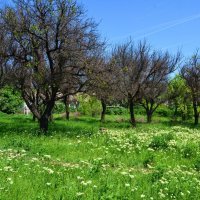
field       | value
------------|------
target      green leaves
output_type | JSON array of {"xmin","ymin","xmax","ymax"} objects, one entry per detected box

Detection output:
[{"xmin": 0, "ymin": 86, "xmax": 23, "ymax": 114}]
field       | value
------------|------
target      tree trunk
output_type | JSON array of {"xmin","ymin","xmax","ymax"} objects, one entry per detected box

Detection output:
[
  {"xmin": 32, "ymin": 115, "xmax": 36, "ymax": 121},
  {"xmin": 147, "ymin": 111, "xmax": 152, "ymax": 123},
  {"xmin": 100, "ymin": 100, "xmax": 106, "ymax": 122},
  {"xmin": 64, "ymin": 96, "xmax": 70, "ymax": 121},
  {"xmin": 174, "ymin": 105, "xmax": 178, "ymax": 121},
  {"xmin": 39, "ymin": 115, "xmax": 49, "ymax": 132},
  {"xmin": 194, "ymin": 114, "xmax": 199, "ymax": 125},
  {"xmin": 49, "ymin": 113, "xmax": 53, "ymax": 122},
  {"xmin": 193, "ymin": 100, "xmax": 199, "ymax": 125},
  {"xmin": 129, "ymin": 98, "xmax": 136, "ymax": 127}
]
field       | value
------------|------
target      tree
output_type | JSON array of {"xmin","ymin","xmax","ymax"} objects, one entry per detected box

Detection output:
[
  {"xmin": 0, "ymin": 0, "xmax": 103, "ymax": 132},
  {"xmin": 181, "ymin": 51, "xmax": 200, "ymax": 125},
  {"xmin": 140, "ymin": 51, "xmax": 180, "ymax": 123},
  {"xmin": 168, "ymin": 75, "xmax": 192, "ymax": 121},
  {"xmin": 111, "ymin": 40, "xmax": 151, "ymax": 126},
  {"xmin": 0, "ymin": 24, "xmax": 10, "ymax": 88},
  {"xmin": 86, "ymin": 57, "xmax": 119, "ymax": 122}
]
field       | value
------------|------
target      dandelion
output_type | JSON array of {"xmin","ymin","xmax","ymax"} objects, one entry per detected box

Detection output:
[
  {"xmin": 87, "ymin": 180, "xmax": 92, "ymax": 184},
  {"xmin": 7, "ymin": 177, "xmax": 13, "ymax": 184},
  {"xmin": 31, "ymin": 157, "xmax": 39, "ymax": 162},
  {"xmin": 43, "ymin": 167, "xmax": 54, "ymax": 174},
  {"xmin": 159, "ymin": 192, "xmax": 165, "ymax": 198},
  {"xmin": 77, "ymin": 176, "xmax": 83, "ymax": 180},
  {"xmin": 129, "ymin": 175, "xmax": 134, "ymax": 179},
  {"xmin": 187, "ymin": 190, "xmax": 190, "ymax": 194},
  {"xmin": 44, "ymin": 155, "xmax": 51, "ymax": 159},
  {"xmin": 121, "ymin": 171, "xmax": 128, "ymax": 175},
  {"xmin": 180, "ymin": 192, "xmax": 184, "ymax": 196},
  {"xmin": 4, "ymin": 166, "xmax": 13, "ymax": 172},
  {"xmin": 80, "ymin": 181, "xmax": 87, "ymax": 186},
  {"xmin": 125, "ymin": 183, "xmax": 130, "ymax": 187},
  {"xmin": 77, "ymin": 192, "xmax": 84, "ymax": 197}
]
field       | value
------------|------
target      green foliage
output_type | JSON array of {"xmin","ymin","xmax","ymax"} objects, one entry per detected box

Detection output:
[
  {"xmin": 0, "ymin": 114, "xmax": 200, "ymax": 199},
  {"xmin": 134, "ymin": 104, "xmax": 146, "ymax": 115},
  {"xmin": 151, "ymin": 167, "xmax": 164, "ymax": 182},
  {"xmin": 143, "ymin": 153, "xmax": 154, "ymax": 168},
  {"xmin": 168, "ymin": 75, "xmax": 193, "ymax": 120},
  {"xmin": 0, "ymin": 86, "xmax": 23, "ymax": 114},
  {"xmin": 149, "ymin": 133, "xmax": 174, "ymax": 150},
  {"xmin": 106, "ymin": 106, "xmax": 128, "ymax": 115},
  {"xmin": 155, "ymin": 104, "xmax": 172, "ymax": 117},
  {"xmin": 53, "ymin": 102, "xmax": 65, "ymax": 114},
  {"xmin": 194, "ymin": 157, "xmax": 200, "ymax": 171},
  {"xmin": 77, "ymin": 94, "xmax": 101, "ymax": 117},
  {"xmin": 181, "ymin": 143, "xmax": 197, "ymax": 159}
]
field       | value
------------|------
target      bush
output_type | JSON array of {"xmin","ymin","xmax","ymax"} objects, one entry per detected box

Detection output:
[
  {"xmin": 134, "ymin": 104, "xmax": 146, "ymax": 115},
  {"xmin": 143, "ymin": 153, "xmax": 154, "ymax": 168},
  {"xmin": 156, "ymin": 105, "xmax": 172, "ymax": 117},
  {"xmin": 77, "ymin": 94, "xmax": 101, "ymax": 117},
  {"xmin": 151, "ymin": 167, "xmax": 165, "ymax": 182},
  {"xmin": 53, "ymin": 102, "xmax": 65, "ymax": 114},
  {"xmin": 0, "ymin": 86, "xmax": 23, "ymax": 114},
  {"xmin": 149, "ymin": 133, "xmax": 174, "ymax": 150},
  {"xmin": 106, "ymin": 106, "xmax": 128, "ymax": 115},
  {"xmin": 181, "ymin": 144, "xmax": 197, "ymax": 159},
  {"xmin": 194, "ymin": 157, "xmax": 200, "ymax": 171}
]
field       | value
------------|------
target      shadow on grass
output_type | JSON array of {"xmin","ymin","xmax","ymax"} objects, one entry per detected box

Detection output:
[{"xmin": 0, "ymin": 113, "xmax": 199, "ymax": 138}]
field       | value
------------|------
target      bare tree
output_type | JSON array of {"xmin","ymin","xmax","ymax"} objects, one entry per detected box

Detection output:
[
  {"xmin": 86, "ymin": 57, "xmax": 119, "ymax": 122},
  {"xmin": 140, "ymin": 51, "xmax": 180, "ymax": 123},
  {"xmin": 0, "ymin": 0, "xmax": 103, "ymax": 132},
  {"xmin": 0, "ymin": 26, "xmax": 10, "ymax": 87},
  {"xmin": 111, "ymin": 40, "xmax": 151, "ymax": 126},
  {"xmin": 181, "ymin": 51, "xmax": 200, "ymax": 125}
]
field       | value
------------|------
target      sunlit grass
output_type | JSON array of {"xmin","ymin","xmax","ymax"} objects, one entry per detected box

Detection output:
[{"xmin": 0, "ymin": 112, "xmax": 200, "ymax": 199}]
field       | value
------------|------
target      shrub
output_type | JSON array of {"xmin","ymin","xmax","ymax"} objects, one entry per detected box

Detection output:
[
  {"xmin": 77, "ymin": 94, "xmax": 101, "ymax": 117},
  {"xmin": 151, "ymin": 167, "xmax": 165, "ymax": 182},
  {"xmin": 194, "ymin": 157, "xmax": 200, "ymax": 171},
  {"xmin": 156, "ymin": 105, "xmax": 172, "ymax": 117},
  {"xmin": 106, "ymin": 106, "xmax": 128, "ymax": 115},
  {"xmin": 53, "ymin": 102, "xmax": 65, "ymax": 114},
  {"xmin": 149, "ymin": 133, "xmax": 174, "ymax": 150},
  {"xmin": 0, "ymin": 86, "xmax": 23, "ymax": 114},
  {"xmin": 181, "ymin": 144, "xmax": 197, "ymax": 159},
  {"xmin": 143, "ymin": 153, "xmax": 154, "ymax": 168},
  {"xmin": 134, "ymin": 104, "xmax": 146, "ymax": 115}
]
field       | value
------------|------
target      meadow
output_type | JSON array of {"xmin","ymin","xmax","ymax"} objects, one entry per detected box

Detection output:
[{"xmin": 0, "ymin": 112, "xmax": 200, "ymax": 200}]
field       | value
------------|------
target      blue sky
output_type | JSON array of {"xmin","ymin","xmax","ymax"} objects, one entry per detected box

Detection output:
[
  {"xmin": 79, "ymin": 0, "xmax": 200, "ymax": 57},
  {"xmin": 1, "ymin": 0, "xmax": 200, "ymax": 57}
]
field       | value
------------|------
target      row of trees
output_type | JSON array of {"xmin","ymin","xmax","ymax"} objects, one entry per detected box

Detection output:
[{"xmin": 0, "ymin": 0, "xmax": 199, "ymax": 132}]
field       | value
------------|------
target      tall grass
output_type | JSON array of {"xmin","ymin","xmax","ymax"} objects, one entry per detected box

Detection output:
[{"xmin": 0, "ymin": 113, "xmax": 200, "ymax": 199}]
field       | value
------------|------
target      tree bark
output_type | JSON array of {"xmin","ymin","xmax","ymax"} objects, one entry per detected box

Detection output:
[
  {"xmin": 32, "ymin": 115, "xmax": 36, "ymax": 122},
  {"xmin": 129, "ymin": 97, "xmax": 136, "ymax": 127},
  {"xmin": 49, "ymin": 113, "xmax": 53, "ymax": 122},
  {"xmin": 174, "ymin": 105, "xmax": 178, "ymax": 121},
  {"xmin": 39, "ymin": 115, "xmax": 49, "ymax": 132},
  {"xmin": 64, "ymin": 96, "xmax": 70, "ymax": 121},
  {"xmin": 100, "ymin": 100, "xmax": 106, "ymax": 122},
  {"xmin": 193, "ymin": 100, "xmax": 199, "ymax": 125},
  {"xmin": 147, "ymin": 111, "xmax": 152, "ymax": 123}
]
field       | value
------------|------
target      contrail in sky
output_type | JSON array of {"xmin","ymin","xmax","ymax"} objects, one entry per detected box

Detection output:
[
  {"xmin": 112, "ymin": 14, "xmax": 200, "ymax": 41},
  {"xmin": 134, "ymin": 14, "xmax": 200, "ymax": 39}
]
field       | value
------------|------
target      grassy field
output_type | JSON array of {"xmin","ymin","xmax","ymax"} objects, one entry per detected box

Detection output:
[{"xmin": 0, "ymin": 113, "xmax": 200, "ymax": 199}]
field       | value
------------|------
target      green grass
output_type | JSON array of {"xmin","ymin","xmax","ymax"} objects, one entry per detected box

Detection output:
[{"xmin": 0, "ymin": 112, "xmax": 200, "ymax": 199}]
